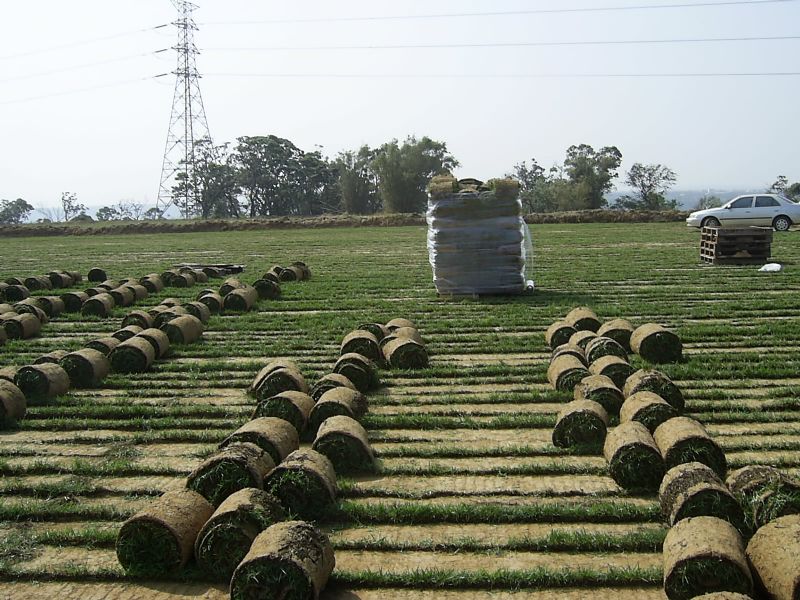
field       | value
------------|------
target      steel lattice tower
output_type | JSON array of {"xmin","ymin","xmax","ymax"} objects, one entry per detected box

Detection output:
[{"xmin": 156, "ymin": 0, "xmax": 211, "ymax": 218}]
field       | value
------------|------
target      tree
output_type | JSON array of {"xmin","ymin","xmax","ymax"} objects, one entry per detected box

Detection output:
[
  {"xmin": 144, "ymin": 207, "xmax": 162, "ymax": 220},
  {"xmin": 0, "ymin": 198, "xmax": 34, "ymax": 225},
  {"xmin": 770, "ymin": 175, "xmax": 800, "ymax": 201},
  {"xmin": 615, "ymin": 163, "xmax": 678, "ymax": 210},
  {"xmin": 511, "ymin": 159, "xmax": 555, "ymax": 213},
  {"xmin": 173, "ymin": 139, "xmax": 242, "ymax": 219},
  {"xmin": 787, "ymin": 182, "xmax": 800, "ymax": 201},
  {"xmin": 96, "ymin": 206, "xmax": 120, "ymax": 221},
  {"xmin": 563, "ymin": 144, "xmax": 622, "ymax": 209},
  {"xmin": 61, "ymin": 192, "xmax": 87, "ymax": 222},
  {"xmin": 695, "ymin": 195, "xmax": 722, "ymax": 210},
  {"xmin": 336, "ymin": 146, "xmax": 380, "ymax": 214}
]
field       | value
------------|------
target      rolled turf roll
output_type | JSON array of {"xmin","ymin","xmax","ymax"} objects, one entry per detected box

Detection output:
[
  {"xmin": 267, "ymin": 265, "xmax": 284, "ymax": 279},
  {"xmin": 313, "ymin": 415, "xmax": 375, "ymax": 473},
  {"xmin": 746, "ymin": 513, "xmax": 800, "ymax": 600},
  {"xmin": 161, "ymin": 315, "xmax": 204, "ymax": 345},
  {"xmin": 308, "ymin": 388, "xmax": 367, "ymax": 438},
  {"xmin": 220, "ymin": 417, "xmax": 300, "ymax": 466},
  {"xmin": 0, "ymin": 282, "xmax": 6, "ymax": 298},
  {"xmin": 253, "ymin": 391, "xmax": 315, "ymax": 435},
  {"xmin": 386, "ymin": 317, "xmax": 416, "ymax": 331},
  {"xmin": 589, "ymin": 355, "xmax": 635, "ymax": 389},
  {"xmin": 547, "ymin": 355, "xmax": 590, "ymax": 392},
  {"xmin": 14, "ymin": 363, "xmax": 70, "ymax": 400},
  {"xmin": 3, "ymin": 285, "xmax": 30, "ymax": 302},
  {"xmin": 0, "ymin": 327, "xmax": 6, "ymax": 346},
  {"xmin": 333, "ymin": 353, "xmax": 379, "ymax": 393},
  {"xmin": 0, "ymin": 311, "xmax": 17, "ymax": 326},
  {"xmin": 110, "ymin": 337, "xmax": 156, "ymax": 374},
  {"xmin": 0, "ymin": 303, "xmax": 13, "ymax": 315},
  {"xmin": 546, "ymin": 321, "xmax": 577, "ymax": 349},
  {"xmin": 383, "ymin": 337, "xmax": 429, "ymax": 369},
  {"xmin": 160, "ymin": 270, "xmax": 180, "ymax": 285},
  {"xmin": 264, "ymin": 450, "xmax": 337, "ymax": 519},
  {"xmin": 262, "ymin": 271, "xmax": 281, "ymax": 284},
  {"xmin": 565, "ymin": 307, "xmax": 601, "ymax": 332},
  {"xmin": 341, "ymin": 330, "xmax": 382, "ymax": 362},
  {"xmin": 253, "ymin": 279, "xmax": 282, "ymax": 300},
  {"xmin": 194, "ymin": 488, "xmax": 286, "ymax": 581},
  {"xmin": 59, "ymin": 349, "xmax": 110, "ymax": 387},
  {"xmin": 310, "ymin": 374, "xmax": 356, "ymax": 402},
  {"xmin": 690, "ymin": 591, "xmax": 754, "ymax": 600},
  {"xmin": 631, "ymin": 323, "xmax": 683, "ymax": 364},
  {"xmin": 3, "ymin": 313, "xmax": 42, "ymax": 339},
  {"xmin": 597, "ymin": 318, "xmax": 635, "ymax": 351},
  {"xmin": 198, "ymin": 292, "xmax": 224, "ymax": 315},
  {"xmin": 251, "ymin": 367, "xmax": 309, "ymax": 401},
  {"xmin": 122, "ymin": 310, "xmax": 154, "ymax": 330},
  {"xmin": 100, "ymin": 280, "xmax": 120, "ymax": 290},
  {"xmin": 3, "ymin": 277, "xmax": 23, "ymax": 286},
  {"xmin": 109, "ymin": 287, "xmax": 136, "ymax": 308},
  {"xmin": 124, "ymin": 284, "xmax": 149, "ymax": 302},
  {"xmin": 86, "ymin": 337, "xmax": 121, "ymax": 356},
  {"xmin": 154, "ymin": 306, "xmax": 190, "ymax": 329},
  {"xmin": 727, "ymin": 465, "xmax": 800, "ymax": 529},
  {"xmin": 224, "ymin": 286, "xmax": 259, "ymax": 312},
  {"xmin": 184, "ymin": 301, "xmax": 211, "ymax": 324},
  {"xmin": 170, "ymin": 272, "xmax": 196, "ymax": 288},
  {"xmin": 655, "ymin": 417, "xmax": 727, "ymax": 478},
  {"xmin": 291, "ymin": 261, "xmax": 311, "ymax": 280},
  {"xmin": 116, "ymin": 489, "xmax": 213, "ymax": 577},
  {"xmin": 230, "ymin": 520, "xmax": 335, "ymax": 600},
  {"xmin": 279, "ymin": 266, "xmax": 304, "ymax": 282},
  {"xmin": 65, "ymin": 270, "xmax": 82, "ymax": 283},
  {"xmin": 623, "ymin": 369, "xmax": 685, "ymax": 412},
  {"xmin": 60, "ymin": 291, "xmax": 88, "ymax": 313},
  {"xmin": 570, "ymin": 330, "xmax": 598, "ymax": 350},
  {"xmin": 47, "ymin": 271, "xmax": 73, "ymax": 288},
  {"xmin": 660, "ymin": 462, "xmax": 723, "ymax": 518},
  {"xmin": 202, "ymin": 267, "xmax": 224, "ymax": 279},
  {"xmin": 574, "ymin": 374, "xmax": 624, "ymax": 416},
  {"xmin": 160, "ymin": 297, "xmax": 182, "ymax": 308},
  {"xmin": 604, "ymin": 421, "xmax": 665, "ymax": 492},
  {"xmin": 620, "ymin": 391, "xmax": 679, "ymax": 433},
  {"xmin": 87, "ymin": 267, "xmax": 107, "ymax": 282},
  {"xmin": 140, "ymin": 276, "xmax": 164, "ymax": 294},
  {"xmin": 358, "ymin": 322, "xmax": 390, "ymax": 341},
  {"xmin": 112, "ymin": 325, "xmax": 143, "ymax": 342},
  {"xmin": 186, "ymin": 442, "xmax": 275, "ymax": 508},
  {"xmin": 14, "ymin": 300, "xmax": 49, "ymax": 324},
  {"xmin": 663, "ymin": 516, "xmax": 752, "ymax": 600},
  {"xmin": 393, "ymin": 326, "xmax": 424, "ymax": 343},
  {"xmin": 0, "ymin": 367, "xmax": 19, "ymax": 383},
  {"xmin": 191, "ymin": 269, "xmax": 208, "ymax": 284},
  {"xmin": 585, "ymin": 336, "xmax": 628, "ymax": 364},
  {"xmin": 552, "ymin": 399, "xmax": 609, "ymax": 450},
  {"xmin": 552, "ymin": 343, "xmax": 587, "ymax": 366},
  {"xmin": 81, "ymin": 292, "xmax": 116, "ymax": 318},
  {"xmin": 24, "ymin": 275, "xmax": 52, "ymax": 291},
  {"xmin": 727, "ymin": 465, "xmax": 787, "ymax": 496},
  {"xmin": 248, "ymin": 360, "xmax": 303, "ymax": 395},
  {"xmin": 219, "ymin": 278, "xmax": 246, "ymax": 296},
  {"xmin": 0, "ymin": 380, "xmax": 26, "ymax": 422},
  {"xmin": 136, "ymin": 328, "xmax": 171, "ymax": 359},
  {"xmin": 84, "ymin": 286, "xmax": 106, "ymax": 297},
  {"xmin": 659, "ymin": 464, "xmax": 745, "ymax": 531},
  {"xmin": 34, "ymin": 350, "xmax": 69, "ymax": 365},
  {"xmin": 34, "ymin": 296, "xmax": 65, "ymax": 318}
]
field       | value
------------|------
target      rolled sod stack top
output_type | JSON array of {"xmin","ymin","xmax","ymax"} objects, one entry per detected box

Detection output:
[
  {"xmin": 654, "ymin": 417, "xmax": 727, "ymax": 478},
  {"xmin": 0, "ymin": 380, "xmax": 26, "ymax": 422},
  {"xmin": 746, "ymin": 513, "xmax": 800, "ymax": 600},
  {"xmin": 221, "ymin": 417, "xmax": 300, "ymax": 466},
  {"xmin": 14, "ymin": 363, "xmax": 70, "ymax": 401},
  {"xmin": 249, "ymin": 360, "xmax": 309, "ymax": 400},
  {"xmin": 59, "ymin": 349, "xmax": 110, "ymax": 388},
  {"xmin": 264, "ymin": 449, "xmax": 337, "ymax": 520},
  {"xmin": 604, "ymin": 421, "xmax": 665, "ymax": 492},
  {"xmin": 565, "ymin": 307, "xmax": 601, "ymax": 333},
  {"xmin": 623, "ymin": 369, "xmax": 685, "ymax": 412},
  {"xmin": 631, "ymin": 323, "xmax": 683, "ymax": 364}
]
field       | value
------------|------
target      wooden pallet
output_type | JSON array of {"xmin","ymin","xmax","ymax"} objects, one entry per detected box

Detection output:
[{"xmin": 700, "ymin": 226, "xmax": 772, "ymax": 265}]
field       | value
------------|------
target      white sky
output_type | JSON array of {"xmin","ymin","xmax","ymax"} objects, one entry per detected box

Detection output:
[{"xmin": 1, "ymin": 0, "xmax": 798, "ymax": 212}]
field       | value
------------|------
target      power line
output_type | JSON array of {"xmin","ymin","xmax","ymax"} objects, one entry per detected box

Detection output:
[
  {"xmin": 0, "ymin": 76, "xmax": 160, "ymax": 106},
  {"xmin": 205, "ymin": 71, "xmax": 800, "ymax": 79}
]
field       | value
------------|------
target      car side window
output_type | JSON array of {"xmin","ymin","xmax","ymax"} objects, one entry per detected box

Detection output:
[
  {"xmin": 755, "ymin": 196, "xmax": 779, "ymax": 208},
  {"xmin": 730, "ymin": 196, "xmax": 753, "ymax": 209}
]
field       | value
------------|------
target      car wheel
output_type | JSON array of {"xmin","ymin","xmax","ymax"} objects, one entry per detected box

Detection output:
[
  {"xmin": 702, "ymin": 217, "xmax": 721, "ymax": 228},
  {"xmin": 773, "ymin": 216, "xmax": 792, "ymax": 232}
]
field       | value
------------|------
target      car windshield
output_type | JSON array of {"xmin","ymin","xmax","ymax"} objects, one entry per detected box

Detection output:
[{"xmin": 777, "ymin": 195, "xmax": 796, "ymax": 205}]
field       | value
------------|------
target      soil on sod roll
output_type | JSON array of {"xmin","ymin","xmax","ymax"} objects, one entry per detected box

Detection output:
[
  {"xmin": 670, "ymin": 480, "xmax": 746, "ymax": 533},
  {"xmin": 161, "ymin": 315, "xmax": 204, "ymax": 345},
  {"xmin": 334, "ymin": 353, "xmax": 379, "ymax": 393},
  {"xmin": 341, "ymin": 330, "xmax": 382, "ymax": 362},
  {"xmin": 86, "ymin": 337, "xmax": 121, "ymax": 356},
  {"xmin": 570, "ymin": 330, "xmax": 598, "ymax": 350},
  {"xmin": 124, "ymin": 284, "xmax": 149, "ymax": 302},
  {"xmin": 746, "ymin": 513, "xmax": 800, "ymax": 600},
  {"xmin": 14, "ymin": 363, "xmax": 70, "ymax": 401},
  {"xmin": 109, "ymin": 287, "xmax": 136, "ymax": 308},
  {"xmin": 727, "ymin": 465, "xmax": 787, "ymax": 497},
  {"xmin": 565, "ymin": 307, "xmax": 602, "ymax": 332},
  {"xmin": 308, "ymin": 388, "xmax": 366, "ymax": 438},
  {"xmin": 116, "ymin": 489, "xmax": 213, "ymax": 577},
  {"xmin": 186, "ymin": 442, "xmax": 275, "ymax": 507},
  {"xmin": 727, "ymin": 465, "xmax": 800, "ymax": 529},
  {"xmin": 552, "ymin": 343, "xmax": 588, "ymax": 366},
  {"xmin": 253, "ymin": 278, "xmax": 282, "ymax": 300},
  {"xmin": 110, "ymin": 337, "xmax": 157, "ymax": 374},
  {"xmin": 112, "ymin": 325, "xmax": 143, "ymax": 342},
  {"xmin": 81, "ymin": 293, "xmax": 116, "ymax": 318},
  {"xmin": 264, "ymin": 450, "xmax": 337, "ymax": 520},
  {"xmin": 623, "ymin": 369, "xmax": 685, "ymax": 412},
  {"xmin": 249, "ymin": 360, "xmax": 304, "ymax": 393},
  {"xmin": 313, "ymin": 415, "xmax": 375, "ymax": 474},
  {"xmin": 140, "ymin": 276, "xmax": 164, "ymax": 294},
  {"xmin": 195, "ymin": 488, "xmax": 286, "ymax": 582},
  {"xmin": 59, "ymin": 349, "xmax": 110, "ymax": 387},
  {"xmin": 224, "ymin": 286, "xmax": 259, "ymax": 312},
  {"xmin": 663, "ymin": 516, "xmax": 753, "ymax": 600},
  {"xmin": 545, "ymin": 320, "xmax": 578, "ymax": 349},
  {"xmin": 122, "ymin": 310, "xmax": 154, "ymax": 330},
  {"xmin": 551, "ymin": 399, "xmax": 609, "ymax": 450},
  {"xmin": 60, "ymin": 291, "xmax": 88, "ymax": 313},
  {"xmin": 219, "ymin": 278, "xmax": 246, "ymax": 296},
  {"xmin": 547, "ymin": 355, "xmax": 591, "ymax": 392},
  {"xmin": 230, "ymin": 520, "xmax": 335, "ymax": 600},
  {"xmin": 604, "ymin": 421, "xmax": 665, "ymax": 492},
  {"xmin": 631, "ymin": 323, "xmax": 683, "ymax": 364},
  {"xmin": 585, "ymin": 336, "xmax": 628, "ymax": 364},
  {"xmin": 358, "ymin": 322, "xmax": 390, "ymax": 341},
  {"xmin": 393, "ymin": 326, "xmax": 424, "ymax": 344},
  {"xmin": 573, "ymin": 374, "xmax": 624, "ymax": 416},
  {"xmin": 383, "ymin": 337, "xmax": 429, "ymax": 369},
  {"xmin": 0, "ymin": 380, "xmax": 26, "ymax": 422},
  {"xmin": 279, "ymin": 266, "xmax": 304, "ymax": 282},
  {"xmin": 87, "ymin": 267, "xmax": 107, "ymax": 282},
  {"xmin": 252, "ymin": 391, "xmax": 315, "ymax": 435},
  {"xmin": 386, "ymin": 317, "xmax": 416, "ymax": 331},
  {"xmin": 221, "ymin": 417, "xmax": 300, "ymax": 466},
  {"xmin": 154, "ymin": 306, "xmax": 190, "ymax": 329},
  {"xmin": 34, "ymin": 296, "xmax": 65, "ymax": 318},
  {"xmin": 655, "ymin": 417, "xmax": 728, "ymax": 478},
  {"xmin": 184, "ymin": 301, "xmax": 211, "ymax": 324},
  {"xmin": 310, "ymin": 373, "xmax": 357, "ymax": 402},
  {"xmin": 597, "ymin": 318, "xmax": 636, "ymax": 351},
  {"xmin": 659, "ymin": 462, "xmax": 722, "ymax": 518},
  {"xmin": 3, "ymin": 285, "xmax": 30, "ymax": 302},
  {"xmin": 262, "ymin": 272, "xmax": 281, "ymax": 284},
  {"xmin": 136, "ymin": 328, "xmax": 171, "ymax": 359},
  {"xmin": 3, "ymin": 313, "xmax": 42, "ymax": 340},
  {"xmin": 197, "ymin": 292, "xmax": 225, "ymax": 315},
  {"xmin": 0, "ymin": 367, "xmax": 19, "ymax": 383},
  {"xmin": 14, "ymin": 301, "xmax": 49, "ymax": 324},
  {"xmin": 191, "ymin": 269, "xmax": 208, "ymax": 284},
  {"xmin": 620, "ymin": 391, "xmax": 680, "ymax": 433},
  {"xmin": 252, "ymin": 367, "xmax": 309, "ymax": 401},
  {"xmin": 589, "ymin": 355, "xmax": 635, "ymax": 389},
  {"xmin": 34, "ymin": 350, "xmax": 69, "ymax": 365}
]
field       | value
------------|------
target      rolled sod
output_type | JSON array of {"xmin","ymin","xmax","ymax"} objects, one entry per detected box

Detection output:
[
  {"xmin": 547, "ymin": 355, "xmax": 590, "ymax": 392},
  {"xmin": 589, "ymin": 355, "xmax": 636, "ymax": 389},
  {"xmin": 565, "ymin": 307, "xmax": 601, "ymax": 332},
  {"xmin": 3, "ymin": 313, "xmax": 42, "ymax": 339},
  {"xmin": 341, "ymin": 330, "xmax": 382, "ymax": 363},
  {"xmin": 585, "ymin": 336, "xmax": 628, "ymax": 364},
  {"xmin": 660, "ymin": 462, "xmax": 722, "ymax": 518},
  {"xmin": 140, "ymin": 276, "xmax": 164, "ymax": 294},
  {"xmin": 0, "ymin": 311, "xmax": 17, "ymax": 325},
  {"xmin": 249, "ymin": 360, "xmax": 303, "ymax": 394},
  {"xmin": 746, "ymin": 513, "xmax": 800, "ymax": 600},
  {"xmin": 0, "ymin": 367, "xmax": 19, "ymax": 383},
  {"xmin": 3, "ymin": 277, "xmax": 23, "ymax": 286},
  {"xmin": 569, "ymin": 330, "xmax": 598, "ymax": 350},
  {"xmin": 87, "ymin": 267, "xmax": 107, "ymax": 282},
  {"xmin": 604, "ymin": 421, "xmax": 665, "ymax": 492},
  {"xmin": 230, "ymin": 520, "xmax": 335, "ymax": 600},
  {"xmin": 112, "ymin": 325, "xmax": 143, "ymax": 342},
  {"xmin": 221, "ymin": 417, "xmax": 300, "ymax": 466},
  {"xmin": 110, "ymin": 337, "xmax": 157, "ymax": 374},
  {"xmin": 136, "ymin": 328, "xmax": 171, "ymax": 359},
  {"xmin": 81, "ymin": 293, "xmax": 116, "ymax": 318},
  {"xmin": 3, "ymin": 285, "xmax": 30, "ymax": 302},
  {"xmin": 14, "ymin": 363, "xmax": 70, "ymax": 401},
  {"xmin": 219, "ymin": 278, "xmax": 246, "ymax": 296},
  {"xmin": 83, "ymin": 286, "xmax": 106, "ymax": 297},
  {"xmin": 727, "ymin": 465, "xmax": 800, "ymax": 529},
  {"xmin": 358, "ymin": 322, "xmax": 390, "ymax": 341},
  {"xmin": 59, "ymin": 349, "xmax": 110, "ymax": 387},
  {"xmin": 109, "ymin": 286, "xmax": 136, "ymax": 308},
  {"xmin": 393, "ymin": 326, "xmax": 424, "ymax": 343},
  {"xmin": 124, "ymin": 284, "xmax": 149, "ymax": 302},
  {"xmin": 191, "ymin": 269, "xmax": 209, "ymax": 283},
  {"xmin": 334, "ymin": 353, "xmax": 379, "ymax": 393},
  {"xmin": 266, "ymin": 266, "xmax": 284, "ymax": 279},
  {"xmin": 623, "ymin": 369, "xmax": 685, "ymax": 412},
  {"xmin": 47, "ymin": 271, "xmax": 73, "ymax": 288},
  {"xmin": 202, "ymin": 267, "xmax": 224, "ymax": 279},
  {"xmin": 24, "ymin": 275, "xmax": 52, "ymax": 291},
  {"xmin": 0, "ymin": 327, "xmax": 6, "ymax": 346},
  {"xmin": 122, "ymin": 310, "xmax": 154, "ymax": 330},
  {"xmin": 34, "ymin": 296, "xmax": 65, "ymax": 318},
  {"xmin": 620, "ymin": 391, "xmax": 679, "ymax": 433},
  {"xmin": 99, "ymin": 280, "xmax": 120, "ymax": 290},
  {"xmin": 251, "ymin": 367, "xmax": 309, "ymax": 401},
  {"xmin": 60, "ymin": 291, "xmax": 88, "ymax": 313},
  {"xmin": 262, "ymin": 272, "xmax": 281, "ymax": 284},
  {"xmin": 386, "ymin": 317, "xmax": 416, "ymax": 331},
  {"xmin": 194, "ymin": 488, "xmax": 286, "ymax": 581},
  {"xmin": 253, "ymin": 279, "xmax": 282, "ymax": 300},
  {"xmin": 186, "ymin": 442, "xmax": 275, "ymax": 508},
  {"xmin": 552, "ymin": 399, "xmax": 609, "ymax": 450},
  {"xmin": 160, "ymin": 297, "xmax": 182, "ymax": 308},
  {"xmin": 86, "ymin": 337, "xmax": 121, "ymax": 356},
  {"xmin": 631, "ymin": 323, "xmax": 683, "ymax": 364},
  {"xmin": 0, "ymin": 303, "xmax": 13, "ymax": 315},
  {"xmin": 291, "ymin": 261, "xmax": 311, "ymax": 280},
  {"xmin": 727, "ymin": 465, "xmax": 787, "ymax": 497},
  {"xmin": 545, "ymin": 320, "xmax": 577, "ymax": 349},
  {"xmin": 552, "ymin": 343, "xmax": 587, "ymax": 366},
  {"xmin": 671, "ymin": 482, "xmax": 744, "ymax": 533},
  {"xmin": 184, "ymin": 301, "xmax": 211, "ymax": 324},
  {"xmin": 279, "ymin": 266, "xmax": 304, "ymax": 282},
  {"xmin": 34, "ymin": 350, "xmax": 69, "ymax": 365},
  {"xmin": 161, "ymin": 315, "xmax": 204, "ymax": 345},
  {"xmin": 14, "ymin": 301, "xmax": 49, "ymax": 324},
  {"xmin": 160, "ymin": 270, "xmax": 180, "ymax": 285},
  {"xmin": 663, "ymin": 516, "xmax": 752, "ymax": 600},
  {"xmin": 310, "ymin": 373, "xmax": 356, "ymax": 402},
  {"xmin": 65, "ymin": 270, "xmax": 83, "ymax": 283},
  {"xmin": 383, "ymin": 337, "xmax": 429, "ymax": 369},
  {"xmin": 116, "ymin": 489, "xmax": 213, "ymax": 577},
  {"xmin": 264, "ymin": 450, "xmax": 337, "ymax": 520},
  {"xmin": 655, "ymin": 417, "xmax": 727, "ymax": 478},
  {"xmin": 253, "ymin": 391, "xmax": 315, "ymax": 435},
  {"xmin": 154, "ymin": 307, "xmax": 190, "ymax": 329},
  {"xmin": 574, "ymin": 374, "xmax": 624, "ymax": 416},
  {"xmin": 0, "ymin": 380, "xmax": 26, "ymax": 422},
  {"xmin": 198, "ymin": 292, "xmax": 224, "ymax": 315},
  {"xmin": 224, "ymin": 286, "xmax": 259, "ymax": 312},
  {"xmin": 171, "ymin": 272, "xmax": 196, "ymax": 288},
  {"xmin": 312, "ymin": 415, "xmax": 375, "ymax": 474},
  {"xmin": 308, "ymin": 388, "xmax": 367, "ymax": 438},
  {"xmin": 690, "ymin": 593, "xmax": 754, "ymax": 600}
]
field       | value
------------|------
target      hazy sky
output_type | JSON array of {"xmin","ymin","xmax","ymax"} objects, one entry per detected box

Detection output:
[{"xmin": 1, "ymin": 0, "xmax": 798, "ymax": 213}]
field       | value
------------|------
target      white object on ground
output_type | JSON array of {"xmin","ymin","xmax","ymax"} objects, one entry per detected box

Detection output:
[{"xmin": 758, "ymin": 263, "xmax": 783, "ymax": 272}]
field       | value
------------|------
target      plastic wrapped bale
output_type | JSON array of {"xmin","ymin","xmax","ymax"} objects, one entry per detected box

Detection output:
[
  {"xmin": 3, "ymin": 314, "xmax": 41, "ymax": 340},
  {"xmin": 551, "ymin": 400, "xmax": 609, "ymax": 450},
  {"xmin": 0, "ymin": 380, "xmax": 26, "ymax": 423},
  {"xmin": 186, "ymin": 443, "xmax": 275, "ymax": 508},
  {"xmin": 198, "ymin": 292, "xmax": 225, "ymax": 315},
  {"xmin": 87, "ymin": 267, "xmax": 107, "ymax": 282},
  {"xmin": 116, "ymin": 489, "xmax": 213, "ymax": 577},
  {"xmin": 136, "ymin": 328, "xmax": 171, "ymax": 359},
  {"xmin": 279, "ymin": 265, "xmax": 305, "ymax": 282},
  {"xmin": 310, "ymin": 373, "xmax": 357, "ymax": 402},
  {"xmin": 663, "ymin": 516, "xmax": 752, "ymax": 600},
  {"xmin": 250, "ymin": 364, "xmax": 309, "ymax": 401},
  {"xmin": 358, "ymin": 322, "xmax": 390, "ymax": 342},
  {"xmin": 81, "ymin": 292, "xmax": 116, "ymax": 318},
  {"xmin": 230, "ymin": 520, "xmax": 335, "ymax": 600},
  {"xmin": 154, "ymin": 306, "xmax": 190, "ymax": 329},
  {"xmin": 620, "ymin": 391, "xmax": 679, "ymax": 433},
  {"xmin": 184, "ymin": 301, "xmax": 211, "ymax": 324},
  {"xmin": 547, "ymin": 355, "xmax": 590, "ymax": 392},
  {"xmin": 60, "ymin": 291, "xmax": 88, "ymax": 313},
  {"xmin": 112, "ymin": 325, "xmax": 143, "ymax": 342},
  {"xmin": 34, "ymin": 350, "xmax": 69, "ymax": 365},
  {"xmin": 746, "ymin": 513, "xmax": 800, "ymax": 600},
  {"xmin": 585, "ymin": 336, "xmax": 628, "ymax": 364},
  {"xmin": 589, "ymin": 355, "xmax": 635, "ymax": 389},
  {"xmin": 110, "ymin": 337, "xmax": 157, "ymax": 374},
  {"xmin": 604, "ymin": 421, "xmax": 665, "ymax": 492},
  {"xmin": 161, "ymin": 315, "xmax": 204, "ymax": 345},
  {"xmin": 312, "ymin": 415, "xmax": 375, "ymax": 474},
  {"xmin": 308, "ymin": 388, "xmax": 368, "ymax": 438},
  {"xmin": 224, "ymin": 286, "xmax": 258, "ymax": 312},
  {"xmin": 140, "ymin": 276, "xmax": 164, "ymax": 294},
  {"xmin": 3, "ymin": 285, "xmax": 30, "ymax": 302},
  {"xmin": 631, "ymin": 323, "xmax": 683, "ymax": 364},
  {"xmin": 333, "ymin": 353, "xmax": 379, "ymax": 393},
  {"xmin": 599, "ymin": 319, "xmax": 635, "ymax": 350},
  {"xmin": 552, "ymin": 343, "xmax": 588, "ymax": 367},
  {"xmin": 654, "ymin": 417, "xmax": 727, "ymax": 478},
  {"xmin": 221, "ymin": 417, "xmax": 300, "ymax": 466},
  {"xmin": 340, "ymin": 330, "xmax": 382, "ymax": 363},
  {"xmin": 253, "ymin": 279, "xmax": 281, "ymax": 300},
  {"xmin": 569, "ymin": 330, "xmax": 598, "ymax": 350},
  {"xmin": 194, "ymin": 488, "xmax": 285, "ymax": 581},
  {"xmin": 264, "ymin": 450, "xmax": 337, "ymax": 520},
  {"xmin": 86, "ymin": 337, "xmax": 121, "ymax": 356},
  {"xmin": 60, "ymin": 349, "xmax": 110, "ymax": 388},
  {"xmin": 34, "ymin": 296, "xmax": 65, "ymax": 318},
  {"xmin": 545, "ymin": 321, "xmax": 577, "ymax": 350},
  {"xmin": 623, "ymin": 369, "xmax": 685, "ymax": 412},
  {"xmin": 727, "ymin": 465, "xmax": 800, "ymax": 529},
  {"xmin": 122, "ymin": 310, "xmax": 154, "ymax": 330},
  {"xmin": 219, "ymin": 278, "xmax": 246, "ymax": 297},
  {"xmin": 383, "ymin": 337, "xmax": 429, "ymax": 369},
  {"xmin": 253, "ymin": 391, "xmax": 315, "ymax": 435},
  {"xmin": 574, "ymin": 375, "xmax": 624, "ymax": 416},
  {"xmin": 565, "ymin": 307, "xmax": 601, "ymax": 333},
  {"xmin": 14, "ymin": 364, "xmax": 70, "ymax": 401}
]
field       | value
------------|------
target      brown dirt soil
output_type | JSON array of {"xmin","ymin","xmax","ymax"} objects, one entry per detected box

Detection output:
[
  {"xmin": 371, "ymin": 429, "xmax": 554, "ymax": 444},
  {"xmin": 377, "ymin": 455, "xmax": 607, "ymax": 471},
  {"xmin": 370, "ymin": 403, "xmax": 565, "ymax": 416}
]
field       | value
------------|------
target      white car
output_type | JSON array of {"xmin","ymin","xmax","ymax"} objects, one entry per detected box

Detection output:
[{"xmin": 686, "ymin": 194, "xmax": 800, "ymax": 231}]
